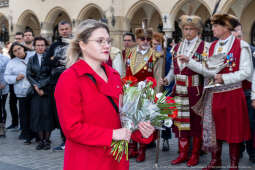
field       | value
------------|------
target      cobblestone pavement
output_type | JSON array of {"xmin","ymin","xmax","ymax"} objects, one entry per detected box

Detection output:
[{"xmin": 0, "ymin": 102, "xmax": 255, "ymax": 170}]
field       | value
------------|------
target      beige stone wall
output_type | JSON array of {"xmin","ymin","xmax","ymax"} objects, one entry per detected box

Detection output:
[{"xmin": 0, "ymin": 0, "xmax": 254, "ymax": 47}]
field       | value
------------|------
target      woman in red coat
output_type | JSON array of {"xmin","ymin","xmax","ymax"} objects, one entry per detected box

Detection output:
[{"xmin": 54, "ymin": 19, "xmax": 154, "ymax": 170}]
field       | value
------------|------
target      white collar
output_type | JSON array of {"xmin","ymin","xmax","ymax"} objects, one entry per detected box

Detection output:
[
  {"xmin": 184, "ymin": 36, "xmax": 198, "ymax": 45},
  {"xmin": 37, "ymin": 53, "xmax": 43, "ymax": 57},
  {"xmin": 218, "ymin": 35, "xmax": 232, "ymax": 44},
  {"xmin": 136, "ymin": 46, "xmax": 149, "ymax": 55}
]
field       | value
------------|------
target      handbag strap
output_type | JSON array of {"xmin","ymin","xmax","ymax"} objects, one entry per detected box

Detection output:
[{"xmin": 85, "ymin": 73, "xmax": 119, "ymax": 114}]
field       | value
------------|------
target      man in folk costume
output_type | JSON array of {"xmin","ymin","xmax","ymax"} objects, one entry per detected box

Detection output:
[
  {"xmin": 124, "ymin": 19, "xmax": 161, "ymax": 162},
  {"xmin": 179, "ymin": 14, "xmax": 252, "ymax": 170},
  {"xmin": 161, "ymin": 15, "xmax": 207, "ymax": 166}
]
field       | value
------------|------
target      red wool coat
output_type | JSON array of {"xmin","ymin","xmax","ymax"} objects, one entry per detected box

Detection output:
[{"xmin": 55, "ymin": 59, "xmax": 129, "ymax": 170}]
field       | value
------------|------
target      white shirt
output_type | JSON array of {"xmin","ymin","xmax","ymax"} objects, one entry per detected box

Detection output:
[
  {"xmin": 182, "ymin": 36, "xmax": 199, "ymax": 56},
  {"xmin": 4, "ymin": 51, "xmax": 34, "ymax": 97},
  {"xmin": 186, "ymin": 35, "xmax": 252, "ymax": 86},
  {"xmin": 213, "ymin": 35, "xmax": 233, "ymax": 55},
  {"xmin": 37, "ymin": 53, "xmax": 43, "ymax": 66},
  {"xmin": 165, "ymin": 36, "xmax": 200, "ymax": 84},
  {"xmin": 137, "ymin": 46, "xmax": 149, "ymax": 56}
]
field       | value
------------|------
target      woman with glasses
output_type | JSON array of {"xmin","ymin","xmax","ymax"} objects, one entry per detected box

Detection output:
[
  {"xmin": 54, "ymin": 19, "xmax": 154, "ymax": 170},
  {"xmin": 4, "ymin": 42, "xmax": 35, "ymax": 144},
  {"xmin": 27, "ymin": 37, "xmax": 55, "ymax": 150}
]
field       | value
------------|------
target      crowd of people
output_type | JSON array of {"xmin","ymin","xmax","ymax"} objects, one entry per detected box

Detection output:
[
  {"xmin": 0, "ymin": 13, "xmax": 255, "ymax": 170},
  {"xmin": 0, "ymin": 21, "xmax": 73, "ymax": 151}
]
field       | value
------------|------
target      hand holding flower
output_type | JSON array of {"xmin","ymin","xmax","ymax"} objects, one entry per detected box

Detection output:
[
  {"xmin": 138, "ymin": 121, "xmax": 155, "ymax": 139},
  {"xmin": 112, "ymin": 128, "xmax": 131, "ymax": 141}
]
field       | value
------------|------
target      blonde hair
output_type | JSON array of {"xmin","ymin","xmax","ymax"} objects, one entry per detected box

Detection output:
[{"xmin": 66, "ymin": 19, "xmax": 109, "ymax": 68}]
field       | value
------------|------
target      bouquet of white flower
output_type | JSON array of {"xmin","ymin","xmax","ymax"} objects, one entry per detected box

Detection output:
[{"xmin": 111, "ymin": 76, "xmax": 178, "ymax": 162}]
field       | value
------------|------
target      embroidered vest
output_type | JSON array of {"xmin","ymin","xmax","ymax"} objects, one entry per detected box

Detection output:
[
  {"xmin": 209, "ymin": 38, "xmax": 241, "ymax": 73},
  {"xmin": 172, "ymin": 40, "xmax": 205, "ymax": 131},
  {"xmin": 209, "ymin": 38, "xmax": 252, "ymax": 90},
  {"xmin": 125, "ymin": 47, "xmax": 154, "ymax": 81},
  {"xmin": 173, "ymin": 41, "xmax": 205, "ymax": 75}
]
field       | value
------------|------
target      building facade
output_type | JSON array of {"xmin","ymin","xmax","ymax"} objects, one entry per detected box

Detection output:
[{"xmin": 0, "ymin": 0, "xmax": 255, "ymax": 48}]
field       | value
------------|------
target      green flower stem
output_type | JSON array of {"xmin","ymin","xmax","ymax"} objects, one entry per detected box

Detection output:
[
  {"xmin": 112, "ymin": 142, "xmax": 120, "ymax": 155},
  {"xmin": 125, "ymin": 141, "xmax": 128, "ymax": 160},
  {"xmin": 111, "ymin": 140, "xmax": 129, "ymax": 162}
]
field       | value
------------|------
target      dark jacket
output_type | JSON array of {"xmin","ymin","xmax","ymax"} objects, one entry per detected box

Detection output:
[
  {"xmin": 46, "ymin": 37, "xmax": 69, "ymax": 85},
  {"xmin": 27, "ymin": 53, "xmax": 51, "ymax": 95}
]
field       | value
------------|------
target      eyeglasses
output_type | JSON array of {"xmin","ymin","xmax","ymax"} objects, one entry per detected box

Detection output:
[
  {"xmin": 183, "ymin": 27, "xmax": 196, "ymax": 31},
  {"xmin": 140, "ymin": 37, "xmax": 151, "ymax": 41},
  {"xmin": 123, "ymin": 39, "xmax": 132, "ymax": 42},
  {"xmin": 88, "ymin": 38, "xmax": 113, "ymax": 46}
]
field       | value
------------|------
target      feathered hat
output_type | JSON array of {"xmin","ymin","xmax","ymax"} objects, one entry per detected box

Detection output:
[
  {"xmin": 135, "ymin": 18, "xmax": 153, "ymax": 38},
  {"xmin": 179, "ymin": 15, "xmax": 203, "ymax": 32},
  {"xmin": 211, "ymin": 14, "xmax": 240, "ymax": 31}
]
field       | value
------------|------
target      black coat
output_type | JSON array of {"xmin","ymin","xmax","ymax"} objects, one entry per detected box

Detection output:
[
  {"xmin": 26, "ymin": 53, "xmax": 55, "ymax": 132},
  {"xmin": 26, "ymin": 53, "xmax": 51, "ymax": 95}
]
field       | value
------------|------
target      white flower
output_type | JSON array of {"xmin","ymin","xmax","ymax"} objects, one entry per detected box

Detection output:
[
  {"xmin": 124, "ymin": 83, "xmax": 130, "ymax": 89},
  {"xmin": 138, "ymin": 81, "xmax": 146, "ymax": 90},
  {"xmin": 149, "ymin": 88, "xmax": 154, "ymax": 96},
  {"xmin": 156, "ymin": 92, "xmax": 166, "ymax": 102},
  {"xmin": 164, "ymin": 119, "xmax": 173, "ymax": 128},
  {"xmin": 156, "ymin": 93, "xmax": 163, "ymax": 99}
]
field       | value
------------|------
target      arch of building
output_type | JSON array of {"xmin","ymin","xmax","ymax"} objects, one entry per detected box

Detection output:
[
  {"xmin": 169, "ymin": 0, "xmax": 212, "ymax": 27},
  {"xmin": 0, "ymin": 12, "xmax": 9, "ymax": 42},
  {"xmin": 126, "ymin": 0, "xmax": 162, "ymax": 33},
  {"xmin": 0, "ymin": 12, "xmax": 9, "ymax": 29},
  {"xmin": 44, "ymin": 6, "xmax": 71, "ymax": 30},
  {"xmin": 76, "ymin": 3, "xmax": 103, "ymax": 24},
  {"xmin": 16, "ymin": 10, "xmax": 40, "ymax": 36},
  {"xmin": 43, "ymin": 6, "xmax": 72, "ymax": 42},
  {"xmin": 220, "ymin": 0, "xmax": 236, "ymax": 14},
  {"xmin": 0, "ymin": 13, "xmax": 8, "ymax": 25},
  {"xmin": 126, "ymin": 0, "xmax": 162, "ymax": 21},
  {"xmin": 240, "ymin": 0, "xmax": 255, "ymax": 44},
  {"xmin": 168, "ymin": 0, "xmax": 211, "ymax": 42},
  {"xmin": 224, "ymin": 0, "xmax": 252, "ymax": 17}
]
